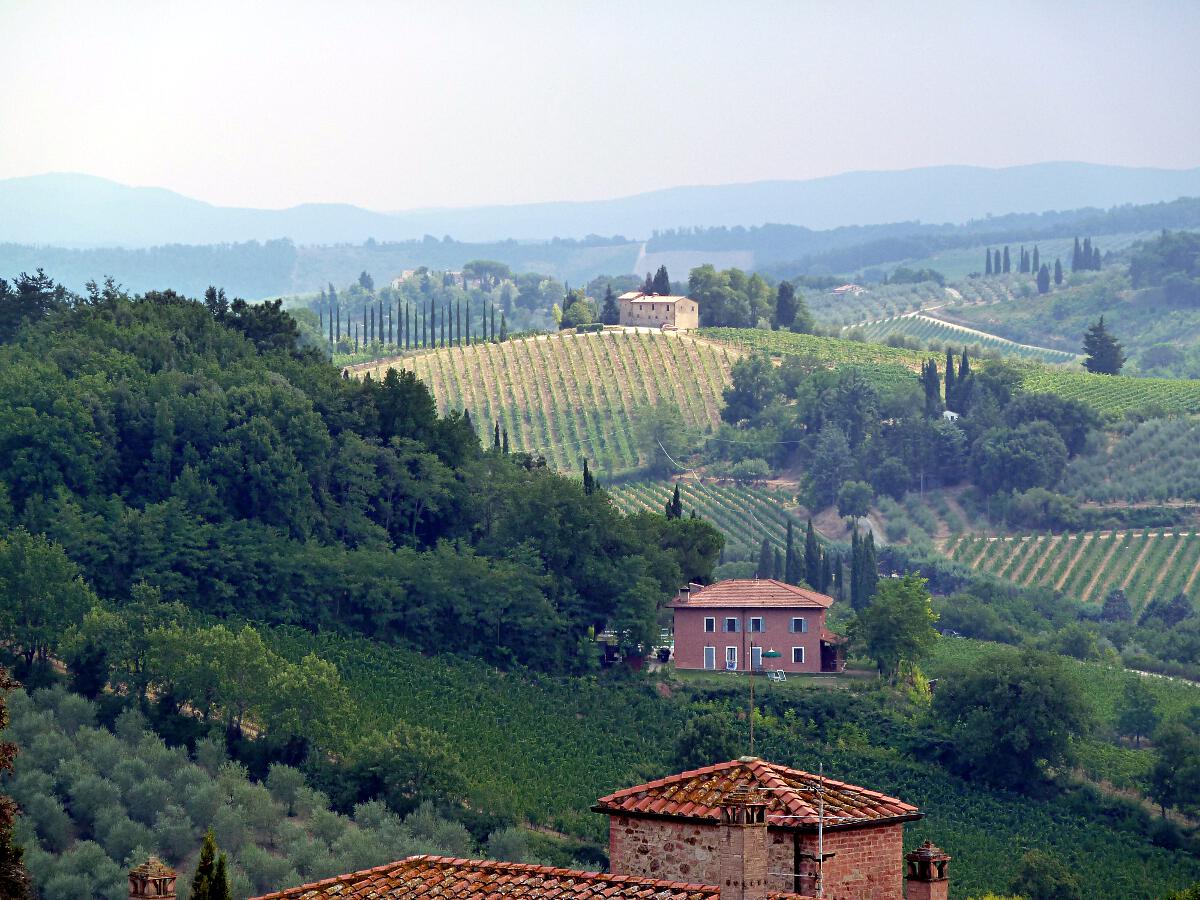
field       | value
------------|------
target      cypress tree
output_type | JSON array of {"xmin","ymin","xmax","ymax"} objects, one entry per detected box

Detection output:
[
  {"xmin": 1092, "ymin": 243, "xmax": 1102, "ymax": 270},
  {"xmin": 784, "ymin": 520, "xmax": 798, "ymax": 584},
  {"xmin": 642, "ymin": 272, "xmax": 654, "ymax": 294},
  {"xmin": 921, "ymin": 359, "xmax": 942, "ymax": 417},
  {"xmin": 1036, "ymin": 264, "xmax": 1050, "ymax": 295},
  {"xmin": 491, "ymin": 305, "xmax": 497, "ymax": 342},
  {"xmin": 582, "ymin": 459, "xmax": 595, "ymax": 495},
  {"xmin": 831, "ymin": 552, "xmax": 844, "ymax": 601},
  {"xmin": 466, "ymin": 298, "xmax": 472, "ymax": 344},
  {"xmin": 191, "ymin": 829, "xmax": 231, "ymax": 900},
  {"xmin": 666, "ymin": 484, "xmax": 683, "ymax": 518},
  {"xmin": 1072, "ymin": 237, "xmax": 1082, "ymax": 272},
  {"xmin": 944, "ymin": 348, "xmax": 957, "ymax": 411},
  {"xmin": 819, "ymin": 549, "xmax": 831, "ymax": 593},
  {"xmin": 1032, "ymin": 245, "xmax": 1040, "ymax": 273},
  {"xmin": 985, "ymin": 249, "xmax": 993, "ymax": 275},
  {"xmin": 502, "ymin": 428, "xmax": 509, "ymax": 454},
  {"xmin": 494, "ymin": 422, "xmax": 501, "ymax": 450},
  {"xmin": 804, "ymin": 519, "xmax": 820, "ymax": 588},
  {"xmin": 859, "ymin": 533, "xmax": 878, "ymax": 608},
  {"xmin": 441, "ymin": 302, "xmax": 447, "ymax": 347},
  {"xmin": 500, "ymin": 312, "xmax": 508, "ymax": 341},
  {"xmin": 1002, "ymin": 245, "xmax": 1011, "ymax": 273},
  {"xmin": 1054, "ymin": 258, "xmax": 1063, "ymax": 286},
  {"xmin": 653, "ymin": 265, "xmax": 672, "ymax": 295},
  {"xmin": 1082, "ymin": 237, "xmax": 1093, "ymax": 271},
  {"xmin": 456, "ymin": 299, "xmax": 462, "ymax": 346},
  {"xmin": 994, "ymin": 249, "xmax": 1002, "ymax": 273},
  {"xmin": 1018, "ymin": 246, "xmax": 1027, "ymax": 274},
  {"xmin": 773, "ymin": 548, "xmax": 784, "ymax": 581},
  {"xmin": 850, "ymin": 529, "xmax": 862, "ymax": 608},
  {"xmin": 335, "ymin": 304, "xmax": 341, "ymax": 342},
  {"xmin": 756, "ymin": 538, "xmax": 774, "ymax": 579},
  {"xmin": 956, "ymin": 349, "xmax": 972, "ymax": 413}
]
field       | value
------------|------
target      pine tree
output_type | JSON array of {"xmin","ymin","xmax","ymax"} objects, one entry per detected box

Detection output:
[
  {"xmin": 1054, "ymin": 258, "xmax": 1063, "ymax": 286},
  {"xmin": 1072, "ymin": 237, "xmax": 1082, "ymax": 272},
  {"xmin": 1082, "ymin": 316, "xmax": 1125, "ymax": 375},
  {"xmin": 985, "ymin": 248, "xmax": 993, "ymax": 275},
  {"xmin": 1036, "ymin": 264, "xmax": 1051, "ymax": 295},
  {"xmin": 1032, "ymin": 245, "xmax": 1040, "ymax": 273},
  {"xmin": 756, "ymin": 538, "xmax": 774, "ymax": 579},
  {"xmin": 582, "ymin": 459, "xmax": 595, "ymax": 495},
  {"xmin": 652, "ymin": 265, "xmax": 672, "ymax": 295},
  {"xmin": 666, "ymin": 484, "xmax": 683, "ymax": 519},
  {"xmin": 191, "ymin": 829, "xmax": 231, "ymax": 900},
  {"xmin": 804, "ymin": 519, "xmax": 820, "ymax": 589},
  {"xmin": 784, "ymin": 520, "xmax": 798, "ymax": 584},
  {"xmin": 1002, "ymin": 245, "xmax": 1011, "ymax": 273},
  {"xmin": 944, "ymin": 348, "xmax": 957, "ymax": 411}
]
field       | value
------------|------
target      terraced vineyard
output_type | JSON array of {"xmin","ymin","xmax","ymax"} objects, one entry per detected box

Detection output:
[
  {"xmin": 608, "ymin": 480, "xmax": 801, "ymax": 560},
  {"xmin": 945, "ymin": 529, "xmax": 1200, "ymax": 609},
  {"xmin": 1020, "ymin": 368, "xmax": 1200, "ymax": 415},
  {"xmin": 359, "ymin": 332, "xmax": 737, "ymax": 476},
  {"xmin": 852, "ymin": 314, "xmax": 1077, "ymax": 363}
]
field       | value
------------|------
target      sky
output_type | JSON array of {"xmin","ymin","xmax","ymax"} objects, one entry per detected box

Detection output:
[{"xmin": 3, "ymin": 0, "xmax": 1200, "ymax": 211}]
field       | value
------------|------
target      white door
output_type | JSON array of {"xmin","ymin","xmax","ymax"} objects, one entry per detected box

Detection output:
[
  {"xmin": 751, "ymin": 646, "xmax": 763, "ymax": 670},
  {"xmin": 703, "ymin": 646, "xmax": 716, "ymax": 670}
]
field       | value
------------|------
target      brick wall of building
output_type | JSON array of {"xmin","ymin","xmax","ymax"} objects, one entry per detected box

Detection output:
[
  {"xmin": 800, "ymin": 825, "xmax": 905, "ymax": 900},
  {"xmin": 672, "ymin": 606, "xmax": 825, "ymax": 674},
  {"xmin": 609, "ymin": 816, "xmax": 904, "ymax": 900}
]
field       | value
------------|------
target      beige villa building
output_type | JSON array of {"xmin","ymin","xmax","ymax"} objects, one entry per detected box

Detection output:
[{"xmin": 618, "ymin": 291, "xmax": 700, "ymax": 330}]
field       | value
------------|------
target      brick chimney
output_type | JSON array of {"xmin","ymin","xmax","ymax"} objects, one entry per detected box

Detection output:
[
  {"xmin": 129, "ymin": 857, "xmax": 177, "ymax": 900},
  {"xmin": 718, "ymin": 785, "xmax": 769, "ymax": 900},
  {"xmin": 905, "ymin": 841, "xmax": 950, "ymax": 900}
]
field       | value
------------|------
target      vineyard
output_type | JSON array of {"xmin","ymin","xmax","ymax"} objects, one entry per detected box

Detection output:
[
  {"xmin": 851, "ymin": 313, "xmax": 1077, "ymax": 363},
  {"xmin": 699, "ymin": 327, "xmax": 934, "ymax": 389},
  {"xmin": 359, "ymin": 332, "xmax": 737, "ymax": 476},
  {"xmin": 608, "ymin": 480, "xmax": 800, "ymax": 560},
  {"xmin": 944, "ymin": 529, "xmax": 1200, "ymax": 609},
  {"xmin": 805, "ymin": 281, "xmax": 949, "ymax": 326},
  {"xmin": 1064, "ymin": 416, "xmax": 1200, "ymax": 502},
  {"xmin": 1020, "ymin": 368, "xmax": 1200, "ymax": 415}
]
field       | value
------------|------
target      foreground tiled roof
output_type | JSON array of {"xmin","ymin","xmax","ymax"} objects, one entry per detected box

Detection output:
[
  {"xmin": 594, "ymin": 758, "xmax": 919, "ymax": 829},
  {"xmin": 670, "ymin": 580, "xmax": 833, "ymax": 609},
  {"xmin": 249, "ymin": 855, "xmax": 726, "ymax": 900}
]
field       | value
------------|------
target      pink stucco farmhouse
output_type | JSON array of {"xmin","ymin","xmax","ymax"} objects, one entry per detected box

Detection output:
[{"xmin": 669, "ymin": 579, "xmax": 846, "ymax": 674}]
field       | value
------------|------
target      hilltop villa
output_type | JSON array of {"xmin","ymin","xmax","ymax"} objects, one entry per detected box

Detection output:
[
  {"xmin": 618, "ymin": 292, "xmax": 700, "ymax": 330},
  {"xmin": 670, "ymin": 580, "xmax": 846, "ymax": 675}
]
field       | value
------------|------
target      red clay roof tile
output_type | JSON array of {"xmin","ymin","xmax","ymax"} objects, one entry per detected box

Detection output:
[
  {"xmin": 593, "ymin": 758, "xmax": 919, "ymax": 829},
  {"xmin": 249, "ymin": 856, "xmax": 730, "ymax": 900},
  {"xmin": 670, "ymin": 580, "xmax": 833, "ymax": 609}
]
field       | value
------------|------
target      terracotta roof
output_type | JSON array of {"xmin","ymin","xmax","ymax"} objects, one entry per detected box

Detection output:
[
  {"xmin": 248, "ymin": 856, "xmax": 728, "ymax": 900},
  {"xmin": 618, "ymin": 292, "xmax": 693, "ymax": 304},
  {"xmin": 670, "ymin": 580, "xmax": 833, "ymax": 609},
  {"xmin": 593, "ymin": 758, "xmax": 919, "ymax": 830},
  {"xmin": 820, "ymin": 627, "xmax": 847, "ymax": 645}
]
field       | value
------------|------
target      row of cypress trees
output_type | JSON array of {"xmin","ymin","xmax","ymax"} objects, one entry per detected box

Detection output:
[
  {"xmin": 319, "ymin": 296, "xmax": 508, "ymax": 351},
  {"xmin": 752, "ymin": 519, "xmax": 878, "ymax": 608}
]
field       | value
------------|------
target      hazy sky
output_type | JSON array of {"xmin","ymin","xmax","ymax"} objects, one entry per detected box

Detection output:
[{"xmin": 4, "ymin": 0, "xmax": 1200, "ymax": 211}]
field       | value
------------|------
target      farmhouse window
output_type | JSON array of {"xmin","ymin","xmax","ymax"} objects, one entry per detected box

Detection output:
[
  {"xmin": 790, "ymin": 617, "xmax": 808, "ymax": 633},
  {"xmin": 723, "ymin": 617, "xmax": 739, "ymax": 633},
  {"xmin": 704, "ymin": 617, "xmax": 716, "ymax": 633},
  {"xmin": 749, "ymin": 617, "xmax": 764, "ymax": 633},
  {"xmin": 792, "ymin": 647, "xmax": 805, "ymax": 664}
]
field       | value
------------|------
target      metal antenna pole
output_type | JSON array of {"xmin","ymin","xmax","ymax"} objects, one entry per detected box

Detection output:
[
  {"xmin": 817, "ymin": 764, "xmax": 825, "ymax": 899},
  {"xmin": 749, "ymin": 635, "xmax": 755, "ymax": 754}
]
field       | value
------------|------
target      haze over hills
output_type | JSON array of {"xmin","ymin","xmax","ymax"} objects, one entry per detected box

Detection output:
[{"xmin": 5, "ymin": 162, "xmax": 1200, "ymax": 247}]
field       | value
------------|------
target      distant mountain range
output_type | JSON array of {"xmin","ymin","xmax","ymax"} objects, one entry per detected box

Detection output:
[{"xmin": 4, "ymin": 163, "xmax": 1200, "ymax": 247}]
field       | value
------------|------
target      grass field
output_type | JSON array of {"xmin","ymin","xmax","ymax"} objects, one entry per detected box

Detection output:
[
  {"xmin": 359, "ymin": 332, "xmax": 737, "ymax": 477},
  {"xmin": 852, "ymin": 313, "xmax": 1077, "ymax": 363},
  {"xmin": 608, "ymin": 480, "xmax": 801, "ymax": 560},
  {"xmin": 945, "ymin": 529, "xmax": 1200, "ymax": 609}
]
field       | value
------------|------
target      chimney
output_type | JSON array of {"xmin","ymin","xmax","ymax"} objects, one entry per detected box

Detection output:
[
  {"xmin": 718, "ymin": 785, "xmax": 769, "ymax": 900},
  {"xmin": 679, "ymin": 585, "xmax": 691, "ymax": 602},
  {"xmin": 905, "ymin": 841, "xmax": 951, "ymax": 900},
  {"xmin": 129, "ymin": 857, "xmax": 177, "ymax": 900}
]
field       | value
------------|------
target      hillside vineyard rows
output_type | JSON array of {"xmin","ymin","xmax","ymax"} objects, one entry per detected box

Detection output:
[
  {"xmin": 608, "ymin": 481, "xmax": 799, "ymax": 560},
  {"xmin": 362, "ymin": 332, "xmax": 735, "ymax": 476},
  {"xmin": 1063, "ymin": 416, "xmax": 1200, "ymax": 502},
  {"xmin": 852, "ymin": 313, "xmax": 1077, "ymax": 363},
  {"xmin": 945, "ymin": 530, "xmax": 1200, "ymax": 609}
]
